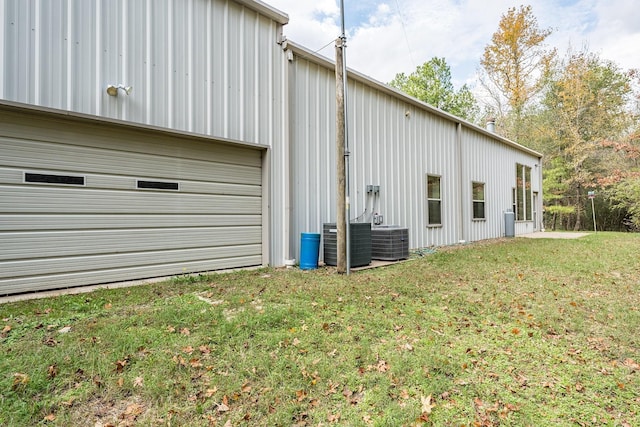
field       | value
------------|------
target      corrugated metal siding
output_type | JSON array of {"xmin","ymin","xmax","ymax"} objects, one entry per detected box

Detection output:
[
  {"xmin": 460, "ymin": 127, "xmax": 540, "ymax": 242},
  {"xmin": 0, "ymin": 108, "xmax": 263, "ymax": 294},
  {"xmin": 288, "ymin": 54, "xmax": 464, "ymax": 260},
  {"xmin": 0, "ymin": 0, "xmax": 284, "ymax": 145},
  {"xmin": 287, "ymin": 45, "xmax": 542, "ymax": 259},
  {"xmin": 0, "ymin": 0, "xmax": 290, "ymax": 268}
]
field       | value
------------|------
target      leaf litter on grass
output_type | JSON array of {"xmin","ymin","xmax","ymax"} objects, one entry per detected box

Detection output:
[{"xmin": 1, "ymin": 233, "xmax": 639, "ymax": 426}]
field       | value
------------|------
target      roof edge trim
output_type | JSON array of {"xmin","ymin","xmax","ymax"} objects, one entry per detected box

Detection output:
[{"xmin": 235, "ymin": 0, "xmax": 289, "ymax": 25}]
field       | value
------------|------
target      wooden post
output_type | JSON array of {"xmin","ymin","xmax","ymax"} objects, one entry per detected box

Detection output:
[{"xmin": 335, "ymin": 37, "xmax": 346, "ymax": 274}]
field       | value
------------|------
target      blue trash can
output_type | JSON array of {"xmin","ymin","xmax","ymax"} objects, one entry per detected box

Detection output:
[{"xmin": 299, "ymin": 233, "xmax": 321, "ymax": 270}]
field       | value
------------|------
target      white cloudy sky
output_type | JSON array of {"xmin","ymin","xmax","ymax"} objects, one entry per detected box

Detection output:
[{"xmin": 266, "ymin": 0, "xmax": 639, "ymax": 90}]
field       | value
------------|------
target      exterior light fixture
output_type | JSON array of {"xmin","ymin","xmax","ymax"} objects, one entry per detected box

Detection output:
[{"xmin": 106, "ymin": 84, "xmax": 133, "ymax": 96}]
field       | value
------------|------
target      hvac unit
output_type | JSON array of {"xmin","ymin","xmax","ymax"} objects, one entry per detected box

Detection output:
[
  {"xmin": 323, "ymin": 223, "xmax": 371, "ymax": 268},
  {"xmin": 371, "ymin": 226, "xmax": 409, "ymax": 261}
]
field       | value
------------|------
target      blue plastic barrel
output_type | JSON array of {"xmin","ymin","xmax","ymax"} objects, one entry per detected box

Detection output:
[{"xmin": 299, "ymin": 233, "xmax": 321, "ymax": 270}]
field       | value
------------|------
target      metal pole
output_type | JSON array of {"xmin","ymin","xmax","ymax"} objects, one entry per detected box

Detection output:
[
  {"xmin": 591, "ymin": 198, "xmax": 597, "ymax": 233},
  {"xmin": 340, "ymin": 0, "xmax": 351, "ymax": 275}
]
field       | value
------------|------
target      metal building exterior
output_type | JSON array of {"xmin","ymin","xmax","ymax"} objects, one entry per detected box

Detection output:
[
  {"xmin": 0, "ymin": 0, "xmax": 542, "ymax": 295},
  {"xmin": 284, "ymin": 42, "xmax": 542, "ymax": 262},
  {"xmin": 0, "ymin": 0, "xmax": 291, "ymax": 294}
]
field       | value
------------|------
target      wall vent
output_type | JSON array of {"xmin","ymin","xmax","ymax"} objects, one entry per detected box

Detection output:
[
  {"xmin": 25, "ymin": 172, "xmax": 85, "ymax": 186},
  {"xmin": 137, "ymin": 180, "xmax": 179, "ymax": 190}
]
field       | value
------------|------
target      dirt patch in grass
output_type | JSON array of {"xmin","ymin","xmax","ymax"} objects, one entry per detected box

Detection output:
[{"xmin": 69, "ymin": 396, "xmax": 150, "ymax": 427}]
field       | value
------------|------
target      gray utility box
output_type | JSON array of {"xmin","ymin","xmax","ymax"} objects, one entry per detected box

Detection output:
[
  {"xmin": 371, "ymin": 226, "xmax": 409, "ymax": 261},
  {"xmin": 323, "ymin": 223, "xmax": 371, "ymax": 268},
  {"xmin": 504, "ymin": 210, "xmax": 515, "ymax": 237}
]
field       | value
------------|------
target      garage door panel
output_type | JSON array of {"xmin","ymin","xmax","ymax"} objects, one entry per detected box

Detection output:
[
  {"xmin": 0, "ymin": 214, "xmax": 262, "ymax": 231},
  {"xmin": 0, "ymin": 166, "xmax": 261, "ymax": 196},
  {"xmin": 1, "ymin": 138, "xmax": 262, "ymax": 185},
  {"xmin": 0, "ymin": 255, "xmax": 263, "ymax": 295},
  {"xmin": 0, "ymin": 186, "xmax": 261, "ymax": 214},
  {"xmin": 1, "ymin": 245, "xmax": 262, "ymax": 278},
  {"xmin": 0, "ymin": 112, "xmax": 263, "ymax": 167},
  {"xmin": 2, "ymin": 227, "xmax": 262, "ymax": 261}
]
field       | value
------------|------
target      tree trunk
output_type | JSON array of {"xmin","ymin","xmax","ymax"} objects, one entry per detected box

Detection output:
[{"xmin": 573, "ymin": 189, "xmax": 582, "ymax": 231}]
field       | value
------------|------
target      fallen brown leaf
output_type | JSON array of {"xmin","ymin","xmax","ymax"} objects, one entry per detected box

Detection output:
[
  {"xmin": 296, "ymin": 389, "xmax": 307, "ymax": 402},
  {"xmin": 115, "ymin": 359, "xmax": 128, "ymax": 373},
  {"xmin": 326, "ymin": 380, "xmax": 339, "ymax": 395},
  {"xmin": 47, "ymin": 364, "xmax": 58, "ymax": 379},
  {"xmin": 43, "ymin": 337, "xmax": 58, "ymax": 347},
  {"xmin": 12, "ymin": 373, "xmax": 29, "ymax": 390},
  {"xmin": 421, "ymin": 394, "xmax": 435, "ymax": 414},
  {"xmin": 122, "ymin": 403, "xmax": 144, "ymax": 417},
  {"xmin": 217, "ymin": 398, "xmax": 230, "ymax": 413},
  {"xmin": 61, "ymin": 398, "xmax": 75, "ymax": 407},
  {"xmin": 327, "ymin": 412, "xmax": 341, "ymax": 423},
  {"xmin": 623, "ymin": 358, "xmax": 639, "ymax": 370}
]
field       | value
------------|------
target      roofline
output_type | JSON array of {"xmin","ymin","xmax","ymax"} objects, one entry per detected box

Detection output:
[
  {"xmin": 282, "ymin": 40, "xmax": 542, "ymax": 159},
  {"xmin": 235, "ymin": 0, "xmax": 288, "ymax": 25},
  {"xmin": 0, "ymin": 100, "xmax": 270, "ymax": 151}
]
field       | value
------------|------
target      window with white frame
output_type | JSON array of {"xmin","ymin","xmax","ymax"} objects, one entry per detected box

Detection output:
[
  {"xmin": 426, "ymin": 175, "xmax": 442, "ymax": 226},
  {"xmin": 515, "ymin": 164, "xmax": 533, "ymax": 221},
  {"xmin": 472, "ymin": 182, "xmax": 485, "ymax": 220}
]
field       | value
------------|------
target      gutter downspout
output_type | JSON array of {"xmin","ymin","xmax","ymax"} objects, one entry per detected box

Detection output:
[{"xmin": 457, "ymin": 122, "xmax": 465, "ymax": 243}]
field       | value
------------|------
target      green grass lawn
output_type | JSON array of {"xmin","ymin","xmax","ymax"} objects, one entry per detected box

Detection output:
[{"xmin": 1, "ymin": 233, "xmax": 639, "ymax": 426}]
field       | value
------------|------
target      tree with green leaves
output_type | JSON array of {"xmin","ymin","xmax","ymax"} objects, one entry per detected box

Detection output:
[
  {"xmin": 542, "ymin": 157, "xmax": 575, "ymax": 230},
  {"xmin": 480, "ymin": 5, "xmax": 555, "ymax": 141},
  {"xmin": 541, "ymin": 51, "xmax": 633, "ymax": 230},
  {"xmin": 389, "ymin": 57, "xmax": 479, "ymax": 122}
]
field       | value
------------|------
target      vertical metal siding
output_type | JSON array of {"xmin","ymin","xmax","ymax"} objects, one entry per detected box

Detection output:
[
  {"xmin": 0, "ymin": 0, "xmax": 285, "ymax": 146},
  {"xmin": 460, "ymin": 127, "xmax": 541, "ymax": 241},
  {"xmin": 288, "ymin": 53, "xmax": 464, "ymax": 259},
  {"xmin": 287, "ymin": 47, "xmax": 541, "ymax": 259},
  {"xmin": 1, "ymin": 0, "xmax": 290, "ymax": 267}
]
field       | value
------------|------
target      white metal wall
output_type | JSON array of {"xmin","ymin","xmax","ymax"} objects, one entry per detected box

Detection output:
[
  {"xmin": 286, "ymin": 42, "xmax": 542, "ymax": 260},
  {"xmin": 0, "ymin": 0, "xmax": 291, "ymax": 267},
  {"xmin": 460, "ymin": 127, "xmax": 541, "ymax": 242},
  {"xmin": 0, "ymin": 0, "xmax": 286, "ymax": 144}
]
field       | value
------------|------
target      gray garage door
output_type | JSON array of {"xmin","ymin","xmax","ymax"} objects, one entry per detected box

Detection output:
[{"xmin": 0, "ymin": 107, "xmax": 264, "ymax": 295}]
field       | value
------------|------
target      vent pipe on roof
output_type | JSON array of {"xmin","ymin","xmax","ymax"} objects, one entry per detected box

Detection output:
[{"xmin": 486, "ymin": 118, "xmax": 496, "ymax": 133}]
